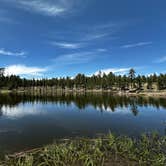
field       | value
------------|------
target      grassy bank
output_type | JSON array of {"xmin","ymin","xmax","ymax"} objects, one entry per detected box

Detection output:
[
  {"xmin": 1, "ymin": 87, "xmax": 166, "ymax": 98},
  {"xmin": 0, "ymin": 133, "xmax": 165, "ymax": 166}
]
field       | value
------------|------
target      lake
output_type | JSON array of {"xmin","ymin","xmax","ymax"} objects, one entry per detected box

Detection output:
[{"xmin": 0, "ymin": 93, "xmax": 166, "ymax": 154}]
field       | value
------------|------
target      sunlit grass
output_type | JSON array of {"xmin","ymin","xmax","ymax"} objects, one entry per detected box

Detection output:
[{"xmin": 0, "ymin": 133, "xmax": 166, "ymax": 166}]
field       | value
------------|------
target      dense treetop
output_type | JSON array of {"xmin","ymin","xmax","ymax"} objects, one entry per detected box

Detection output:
[{"xmin": 0, "ymin": 68, "xmax": 166, "ymax": 91}]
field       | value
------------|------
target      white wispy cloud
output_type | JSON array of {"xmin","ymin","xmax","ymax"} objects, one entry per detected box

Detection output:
[
  {"xmin": 84, "ymin": 33, "xmax": 110, "ymax": 41},
  {"xmin": 53, "ymin": 51, "xmax": 97, "ymax": 65},
  {"xmin": 0, "ymin": 48, "xmax": 26, "ymax": 57},
  {"xmin": 121, "ymin": 42, "xmax": 152, "ymax": 48},
  {"xmin": 51, "ymin": 42, "xmax": 83, "ymax": 49},
  {"xmin": 82, "ymin": 23, "xmax": 120, "ymax": 41},
  {"xmin": 4, "ymin": 64, "xmax": 47, "ymax": 77},
  {"xmin": 48, "ymin": 22, "xmax": 121, "ymax": 46},
  {"xmin": 94, "ymin": 68, "xmax": 131, "ymax": 76},
  {"xmin": 89, "ymin": 21, "xmax": 125, "ymax": 39},
  {"xmin": 154, "ymin": 56, "xmax": 166, "ymax": 63},
  {"xmin": 5, "ymin": 0, "xmax": 76, "ymax": 17},
  {"xmin": 49, "ymin": 33, "xmax": 108, "ymax": 49},
  {"xmin": 96, "ymin": 48, "xmax": 108, "ymax": 52}
]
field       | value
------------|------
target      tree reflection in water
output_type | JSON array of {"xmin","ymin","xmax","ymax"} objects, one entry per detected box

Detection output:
[{"xmin": 0, "ymin": 93, "xmax": 165, "ymax": 117}]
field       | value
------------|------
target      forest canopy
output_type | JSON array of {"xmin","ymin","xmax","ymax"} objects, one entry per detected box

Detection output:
[{"xmin": 0, "ymin": 68, "xmax": 166, "ymax": 91}]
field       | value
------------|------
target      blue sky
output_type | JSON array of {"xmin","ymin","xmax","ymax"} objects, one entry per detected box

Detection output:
[{"xmin": 0, "ymin": 0, "xmax": 166, "ymax": 78}]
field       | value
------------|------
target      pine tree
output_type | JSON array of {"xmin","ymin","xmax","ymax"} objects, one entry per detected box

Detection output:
[
  {"xmin": 128, "ymin": 68, "xmax": 136, "ymax": 89},
  {"xmin": 0, "ymin": 68, "xmax": 5, "ymax": 77}
]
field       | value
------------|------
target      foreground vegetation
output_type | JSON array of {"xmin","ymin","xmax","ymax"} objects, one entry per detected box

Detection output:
[
  {"xmin": 1, "ymin": 68, "xmax": 166, "ymax": 92},
  {"xmin": 0, "ymin": 133, "xmax": 165, "ymax": 166}
]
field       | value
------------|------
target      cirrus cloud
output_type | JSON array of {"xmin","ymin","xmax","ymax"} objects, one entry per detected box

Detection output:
[
  {"xmin": 0, "ymin": 48, "xmax": 26, "ymax": 57},
  {"xmin": 3, "ymin": 0, "xmax": 79, "ymax": 17},
  {"xmin": 53, "ymin": 51, "xmax": 96, "ymax": 65},
  {"xmin": 51, "ymin": 42, "xmax": 84, "ymax": 49},
  {"xmin": 121, "ymin": 42, "xmax": 152, "ymax": 48}
]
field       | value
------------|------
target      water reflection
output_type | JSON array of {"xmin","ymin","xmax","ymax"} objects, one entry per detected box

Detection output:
[
  {"xmin": 1, "ymin": 104, "xmax": 45, "ymax": 119},
  {"xmin": 0, "ymin": 93, "xmax": 166, "ymax": 154},
  {"xmin": 0, "ymin": 93, "xmax": 166, "ymax": 117}
]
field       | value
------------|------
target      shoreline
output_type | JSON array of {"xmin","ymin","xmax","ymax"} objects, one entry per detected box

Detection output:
[
  {"xmin": 1, "ymin": 88, "xmax": 166, "ymax": 98},
  {"xmin": 0, "ymin": 133, "xmax": 165, "ymax": 165}
]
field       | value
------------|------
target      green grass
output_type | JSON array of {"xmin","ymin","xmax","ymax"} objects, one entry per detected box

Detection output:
[{"xmin": 0, "ymin": 133, "xmax": 166, "ymax": 166}]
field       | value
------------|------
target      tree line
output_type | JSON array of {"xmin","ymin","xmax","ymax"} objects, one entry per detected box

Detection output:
[{"xmin": 0, "ymin": 68, "xmax": 166, "ymax": 91}]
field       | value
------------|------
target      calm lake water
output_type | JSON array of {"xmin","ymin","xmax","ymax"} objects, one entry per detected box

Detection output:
[{"xmin": 0, "ymin": 93, "xmax": 166, "ymax": 154}]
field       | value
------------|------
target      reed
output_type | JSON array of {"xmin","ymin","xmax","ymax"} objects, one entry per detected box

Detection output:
[{"xmin": 0, "ymin": 132, "xmax": 165, "ymax": 166}]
